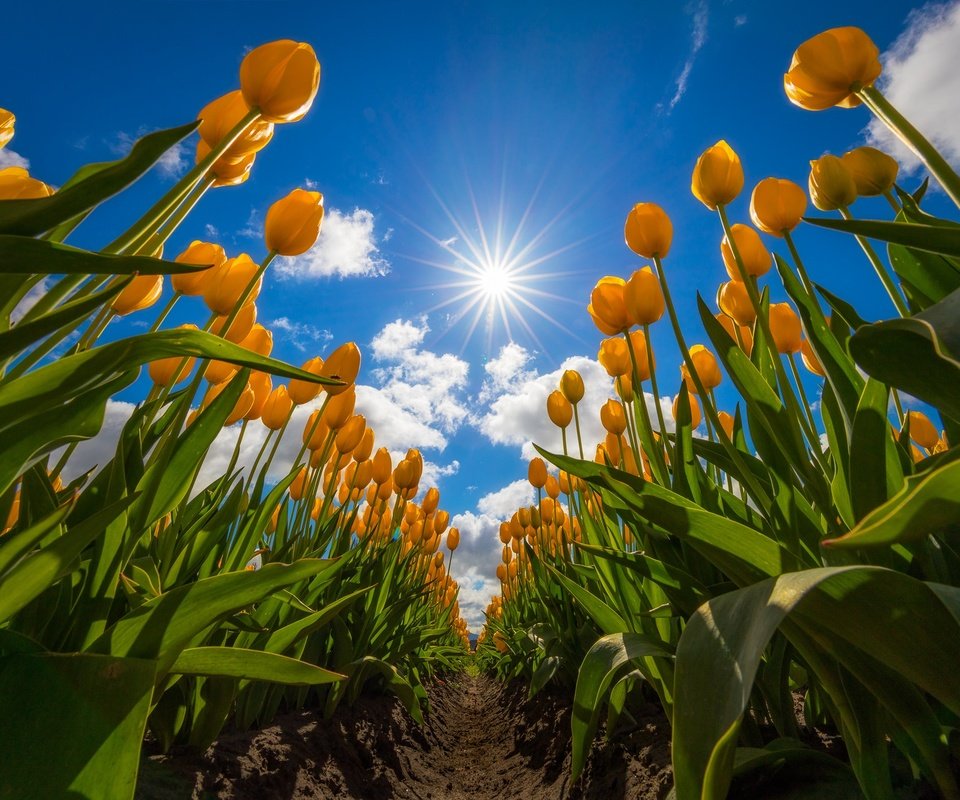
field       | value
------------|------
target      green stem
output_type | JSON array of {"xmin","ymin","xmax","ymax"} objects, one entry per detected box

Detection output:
[
  {"xmin": 135, "ymin": 176, "xmax": 215, "ymax": 256},
  {"xmin": 788, "ymin": 353, "xmax": 819, "ymax": 435},
  {"xmin": 624, "ymin": 331, "xmax": 669, "ymax": 485},
  {"xmin": 643, "ymin": 323, "xmax": 672, "ymax": 462},
  {"xmin": 148, "ymin": 293, "xmax": 180, "ymax": 333},
  {"xmin": 839, "ymin": 207, "xmax": 909, "ymax": 317},
  {"xmin": 571, "ymin": 404, "xmax": 585, "ymax": 459},
  {"xmin": 783, "ymin": 231, "xmax": 821, "ymax": 312},
  {"xmin": 859, "ymin": 86, "xmax": 960, "ymax": 210}
]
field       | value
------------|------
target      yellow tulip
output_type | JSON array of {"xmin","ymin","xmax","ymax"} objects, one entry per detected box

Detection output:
[
  {"xmin": 261, "ymin": 385, "xmax": 293, "ymax": 430},
  {"xmin": 587, "ymin": 276, "xmax": 631, "ymax": 335},
  {"xmin": 112, "ymin": 274, "xmax": 162, "ymax": 315},
  {"xmin": 768, "ymin": 303, "xmax": 802, "ymax": 354},
  {"xmin": 691, "ymin": 140, "xmax": 743, "ymax": 210},
  {"xmin": 721, "ymin": 224, "xmax": 771, "ymax": 280},
  {"xmin": 528, "ymin": 457, "xmax": 548, "ymax": 489},
  {"xmin": 627, "ymin": 329, "xmax": 653, "ymax": 382},
  {"xmin": 302, "ymin": 410, "xmax": 330, "ymax": 450},
  {"xmin": 716, "ymin": 314, "xmax": 754, "ymax": 356},
  {"xmin": 288, "ymin": 356, "xmax": 325, "ymax": 405},
  {"xmin": 393, "ymin": 458, "xmax": 418, "ymax": 491},
  {"xmin": 616, "ymin": 373, "xmax": 634, "ymax": 403},
  {"xmin": 717, "ymin": 410, "xmax": 735, "ymax": 440},
  {"xmin": 0, "ymin": 108, "xmax": 15, "ymax": 150},
  {"xmin": 148, "ymin": 324, "xmax": 199, "ymax": 386},
  {"xmin": 204, "ymin": 359, "xmax": 237, "ymax": 385},
  {"xmin": 717, "ymin": 279, "xmax": 756, "ymax": 326},
  {"xmin": 172, "ymin": 241, "xmax": 226, "ymax": 296},
  {"xmin": 597, "ymin": 337, "xmax": 631, "ymax": 378},
  {"xmin": 560, "ymin": 369, "xmax": 584, "ymax": 404},
  {"xmin": 265, "ymin": 188, "xmax": 324, "ymax": 256},
  {"xmin": 289, "ymin": 467, "xmax": 309, "ymax": 501},
  {"xmin": 239, "ymin": 323, "xmax": 273, "ymax": 357},
  {"xmin": 808, "ymin": 155, "xmax": 857, "ymax": 211},
  {"xmin": 0, "ymin": 166, "xmax": 53, "ymax": 199},
  {"xmin": 196, "ymin": 140, "xmax": 256, "ymax": 187},
  {"xmin": 244, "ymin": 372, "xmax": 273, "ymax": 421},
  {"xmin": 672, "ymin": 389, "xmax": 702, "ymax": 428},
  {"xmin": 624, "ymin": 202, "xmax": 673, "ymax": 259},
  {"xmin": 197, "ymin": 90, "xmax": 274, "ymax": 160},
  {"xmin": 906, "ymin": 411, "xmax": 939, "ymax": 450},
  {"xmin": 203, "ymin": 254, "xmax": 261, "ymax": 315},
  {"xmin": 749, "ymin": 178, "xmax": 807, "ymax": 236},
  {"xmin": 372, "ymin": 448, "xmax": 393, "ymax": 484},
  {"xmin": 841, "ymin": 146, "xmax": 898, "ymax": 196},
  {"xmin": 203, "ymin": 380, "xmax": 255, "ymax": 426},
  {"xmin": 335, "ymin": 415, "xmax": 367, "ymax": 454},
  {"xmin": 319, "ymin": 342, "xmax": 361, "ymax": 395},
  {"xmin": 600, "ymin": 399, "xmax": 627, "ymax": 436},
  {"xmin": 547, "ymin": 390, "xmax": 573, "ymax": 428},
  {"xmin": 240, "ymin": 40, "xmax": 321, "ymax": 123},
  {"xmin": 784, "ymin": 27, "xmax": 881, "ymax": 111},
  {"xmin": 353, "ymin": 428, "xmax": 375, "ymax": 462},
  {"xmin": 624, "ymin": 266, "xmax": 664, "ymax": 325},
  {"xmin": 680, "ymin": 345, "xmax": 722, "ymax": 393},
  {"xmin": 800, "ymin": 339, "xmax": 825, "ymax": 377},
  {"xmin": 447, "ymin": 527, "xmax": 461, "ymax": 551},
  {"xmin": 324, "ymin": 387, "xmax": 357, "ymax": 429},
  {"xmin": 211, "ymin": 303, "xmax": 257, "ymax": 343}
]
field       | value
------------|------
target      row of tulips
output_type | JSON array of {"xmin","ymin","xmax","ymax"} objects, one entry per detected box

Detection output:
[
  {"xmin": 0, "ymin": 39, "xmax": 468, "ymax": 800},
  {"xmin": 477, "ymin": 25, "xmax": 960, "ymax": 800}
]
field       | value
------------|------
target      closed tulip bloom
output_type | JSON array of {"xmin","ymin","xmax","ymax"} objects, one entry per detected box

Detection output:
[
  {"xmin": 288, "ymin": 356, "xmax": 325, "ymax": 405},
  {"xmin": 717, "ymin": 410, "xmax": 735, "ymax": 440},
  {"xmin": 422, "ymin": 487, "xmax": 440, "ymax": 515},
  {"xmin": 148, "ymin": 324, "xmax": 199, "ymax": 386},
  {"xmin": 0, "ymin": 166, "xmax": 53, "ymax": 199},
  {"xmin": 692, "ymin": 140, "xmax": 744, "ymax": 210},
  {"xmin": 112, "ymin": 274, "xmax": 163, "ymax": 315},
  {"xmin": 906, "ymin": 411, "xmax": 939, "ymax": 450},
  {"xmin": 261, "ymin": 385, "xmax": 293, "ymax": 430},
  {"xmin": 628, "ymin": 329, "xmax": 653, "ymax": 382},
  {"xmin": 616, "ymin": 373, "xmax": 635, "ymax": 403},
  {"xmin": 393, "ymin": 458, "xmax": 418, "ymax": 490},
  {"xmin": 624, "ymin": 266, "xmax": 664, "ymax": 325},
  {"xmin": 172, "ymin": 241, "xmax": 226, "ymax": 295},
  {"xmin": 203, "ymin": 381, "xmax": 255, "ymax": 426},
  {"xmin": 808, "ymin": 155, "xmax": 857, "ymax": 211},
  {"xmin": 715, "ymin": 313, "xmax": 754, "ymax": 356},
  {"xmin": 335, "ymin": 415, "xmax": 366, "ymax": 454},
  {"xmin": 598, "ymin": 337, "xmax": 631, "ymax": 378},
  {"xmin": 196, "ymin": 140, "xmax": 256, "ymax": 187},
  {"xmin": 587, "ymin": 276, "xmax": 631, "ymax": 335},
  {"xmin": 624, "ymin": 202, "xmax": 673, "ymax": 259},
  {"xmin": 211, "ymin": 303, "xmax": 257, "ymax": 343},
  {"xmin": 447, "ymin": 527, "xmax": 461, "ymax": 551},
  {"xmin": 406, "ymin": 448, "xmax": 424, "ymax": 484},
  {"xmin": 0, "ymin": 109, "xmax": 15, "ymax": 149},
  {"xmin": 205, "ymin": 359, "xmax": 237, "ymax": 385},
  {"xmin": 672, "ymin": 390, "xmax": 702, "ymax": 428},
  {"xmin": 768, "ymin": 303, "xmax": 802, "ymax": 354},
  {"xmin": 324, "ymin": 387, "xmax": 357, "ymax": 429},
  {"xmin": 717, "ymin": 279, "xmax": 756, "ymax": 325},
  {"xmin": 680, "ymin": 345, "xmax": 722, "ymax": 393},
  {"xmin": 800, "ymin": 339, "xmax": 825, "ymax": 377},
  {"xmin": 302, "ymin": 410, "xmax": 329, "ymax": 450},
  {"xmin": 240, "ymin": 323, "xmax": 273, "ymax": 357},
  {"xmin": 354, "ymin": 428, "xmax": 375, "ymax": 462},
  {"xmin": 528, "ymin": 457, "xmax": 548, "ymax": 489},
  {"xmin": 721, "ymin": 224, "xmax": 772, "ymax": 280},
  {"xmin": 600, "ymin": 399, "xmax": 627, "ymax": 436},
  {"xmin": 841, "ymin": 146, "xmax": 898, "ymax": 196},
  {"xmin": 240, "ymin": 40, "xmax": 321, "ymax": 123},
  {"xmin": 264, "ymin": 188, "xmax": 324, "ymax": 256},
  {"xmin": 245, "ymin": 372, "xmax": 273, "ymax": 421},
  {"xmin": 372, "ymin": 447, "xmax": 392, "ymax": 484},
  {"xmin": 547, "ymin": 390, "xmax": 573, "ymax": 428},
  {"xmin": 204, "ymin": 253, "xmax": 261, "ymax": 315},
  {"xmin": 560, "ymin": 369, "xmax": 585, "ymax": 404},
  {"xmin": 197, "ymin": 91, "xmax": 274, "ymax": 160},
  {"xmin": 750, "ymin": 178, "xmax": 807, "ymax": 236},
  {"xmin": 289, "ymin": 467, "xmax": 309, "ymax": 501},
  {"xmin": 784, "ymin": 27, "xmax": 881, "ymax": 111},
  {"xmin": 320, "ymin": 342, "xmax": 361, "ymax": 395}
]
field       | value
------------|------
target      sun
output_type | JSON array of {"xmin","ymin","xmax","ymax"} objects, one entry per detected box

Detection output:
[{"xmin": 478, "ymin": 260, "xmax": 513, "ymax": 298}]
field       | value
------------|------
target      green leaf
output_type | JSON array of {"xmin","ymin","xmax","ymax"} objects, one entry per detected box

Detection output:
[
  {"xmin": 543, "ymin": 561, "xmax": 629, "ymax": 634},
  {"xmin": 170, "ymin": 647, "xmax": 345, "ymax": 685},
  {"xmin": 805, "ymin": 216, "xmax": 960, "ymax": 258},
  {"xmin": 0, "ymin": 235, "xmax": 210, "ymax": 275},
  {"xmin": 848, "ymin": 378, "xmax": 903, "ymax": 521},
  {"xmin": 0, "ymin": 653, "xmax": 156, "ymax": 800},
  {"xmin": 0, "ymin": 122, "xmax": 199, "ymax": 236},
  {"xmin": 571, "ymin": 632, "xmax": 672, "ymax": 781}
]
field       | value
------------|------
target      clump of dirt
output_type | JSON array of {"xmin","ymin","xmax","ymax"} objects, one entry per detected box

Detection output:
[{"xmin": 136, "ymin": 673, "xmax": 673, "ymax": 800}]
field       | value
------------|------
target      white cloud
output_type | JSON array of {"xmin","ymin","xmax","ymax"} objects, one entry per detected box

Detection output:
[
  {"xmin": 668, "ymin": 0, "xmax": 709, "ymax": 111},
  {"xmin": 476, "ymin": 478, "xmax": 534, "ymax": 518},
  {"xmin": 478, "ymin": 342, "xmax": 536, "ymax": 403},
  {"xmin": 355, "ymin": 385, "xmax": 448, "ymax": 452},
  {"xmin": 866, "ymin": 2, "xmax": 960, "ymax": 173},
  {"xmin": 270, "ymin": 317, "xmax": 332, "ymax": 352},
  {"xmin": 276, "ymin": 208, "xmax": 390, "ymax": 280},
  {"xmin": 734, "ymin": 14, "xmax": 747, "ymax": 27},
  {"xmin": 448, "ymin": 510, "xmax": 506, "ymax": 629},
  {"xmin": 204, "ymin": 223, "xmax": 219, "ymax": 239},
  {"xmin": 0, "ymin": 149, "xmax": 30, "ymax": 169},
  {"xmin": 238, "ymin": 208, "xmax": 263, "ymax": 239},
  {"xmin": 10, "ymin": 278, "xmax": 50, "ymax": 324}
]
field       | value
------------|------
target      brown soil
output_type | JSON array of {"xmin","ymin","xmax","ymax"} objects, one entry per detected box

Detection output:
[{"xmin": 136, "ymin": 673, "xmax": 673, "ymax": 800}]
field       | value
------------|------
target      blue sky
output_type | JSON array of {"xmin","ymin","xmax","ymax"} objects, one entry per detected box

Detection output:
[{"xmin": 6, "ymin": 0, "xmax": 959, "ymax": 625}]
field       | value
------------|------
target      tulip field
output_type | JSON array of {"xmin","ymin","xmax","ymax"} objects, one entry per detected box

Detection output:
[{"xmin": 3, "ymin": 19, "xmax": 960, "ymax": 800}]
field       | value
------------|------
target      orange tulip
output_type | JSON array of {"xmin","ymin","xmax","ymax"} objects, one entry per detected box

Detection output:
[
  {"xmin": 265, "ymin": 188, "xmax": 324, "ymax": 256},
  {"xmin": 148, "ymin": 324, "xmax": 199, "ymax": 386},
  {"xmin": 197, "ymin": 90, "xmax": 274, "ymax": 160},
  {"xmin": 261, "ymin": 385, "xmax": 293, "ymax": 430},
  {"xmin": 203, "ymin": 254, "xmax": 261, "ymax": 315},
  {"xmin": 624, "ymin": 202, "xmax": 673, "ymax": 259},
  {"xmin": 288, "ymin": 356, "xmax": 325, "ymax": 405},
  {"xmin": 600, "ymin": 399, "xmax": 627, "ymax": 436},
  {"xmin": 211, "ymin": 303, "xmax": 257, "ymax": 343},
  {"xmin": 691, "ymin": 140, "xmax": 743, "ymax": 210},
  {"xmin": 172, "ymin": 241, "xmax": 226, "ymax": 295},
  {"xmin": 588, "ymin": 277, "xmax": 631, "ymax": 335},
  {"xmin": 547, "ymin": 390, "xmax": 573, "ymax": 428},
  {"xmin": 717, "ymin": 279, "xmax": 756, "ymax": 326},
  {"xmin": 560, "ymin": 369, "xmax": 584, "ymax": 404},
  {"xmin": 528, "ymin": 457, "xmax": 547, "ymax": 489},
  {"xmin": 749, "ymin": 178, "xmax": 807, "ymax": 236},
  {"xmin": 245, "ymin": 372, "xmax": 273, "ymax": 421},
  {"xmin": 624, "ymin": 266, "xmax": 664, "ymax": 325},
  {"xmin": 240, "ymin": 40, "xmax": 321, "ymax": 123},
  {"xmin": 768, "ymin": 303, "xmax": 802, "ymax": 354},
  {"xmin": 784, "ymin": 27, "xmax": 881, "ymax": 111},
  {"xmin": 721, "ymin": 224, "xmax": 771, "ymax": 280},
  {"xmin": 112, "ymin": 274, "xmax": 162, "ymax": 315},
  {"xmin": 320, "ymin": 342, "xmax": 361, "ymax": 395},
  {"xmin": 800, "ymin": 339, "xmax": 825, "ymax": 377},
  {"xmin": 598, "ymin": 337, "xmax": 630, "ymax": 378},
  {"xmin": 0, "ymin": 166, "xmax": 53, "ymax": 199},
  {"xmin": 680, "ymin": 345, "xmax": 722, "ymax": 393}
]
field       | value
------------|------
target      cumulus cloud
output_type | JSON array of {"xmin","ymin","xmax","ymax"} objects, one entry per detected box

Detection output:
[
  {"xmin": 478, "ymin": 341, "xmax": 536, "ymax": 404},
  {"xmin": 270, "ymin": 317, "xmax": 332, "ymax": 352},
  {"xmin": 866, "ymin": 2, "xmax": 960, "ymax": 173},
  {"xmin": 448, "ymin": 508, "xmax": 507, "ymax": 629},
  {"xmin": 276, "ymin": 208, "xmax": 390, "ymax": 279},
  {"xmin": 0, "ymin": 149, "xmax": 30, "ymax": 169},
  {"xmin": 476, "ymin": 479, "xmax": 534, "ymax": 518}
]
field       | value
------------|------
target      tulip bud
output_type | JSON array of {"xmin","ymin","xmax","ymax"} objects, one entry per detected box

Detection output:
[
  {"xmin": 906, "ymin": 411, "xmax": 939, "ymax": 450},
  {"xmin": 197, "ymin": 91, "xmax": 274, "ymax": 160},
  {"xmin": 717, "ymin": 411, "xmax": 735, "ymax": 441},
  {"xmin": 691, "ymin": 140, "xmax": 744, "ymax": 210},
  {"xmin": 749, "ymin": 178, "xmax": 807, "ymax": 236},
  {"xmin": 211, "ymin": 303, "xmax": 257, "ymax": 343},
  {"xmin": 261, "ymin": 385, "xmax": 293, "ymax": 430},
  {"xmin": 353, "ymin": 428, "xmax": 375, "ymax": 462},
  {"xmin": 672, "ymin": 389, "xmax": 702, "ymax": 429},
  {"xmin": 717, "ymin": 280, "xmax": 756, "ymax": 326},
  {"xmin": 324, "ymin": 387, "xmax": 356, "ymax": 429},
  {"xmin": 205, "ymin": 359, "xmax": 237, "ymax": 385},
  {"xmin": 196, "ymin": 140, "xmax": 256, "ymax": 187},
  {"xmin": 302, "ymin": 409, "xmax": 329, "ymax": 450},
  {"xmin": 528, "ymin": 457, "xmax": 548, "ymax": 489},
  {"xmin": 393, "ymin": 458, "xmax": 418, "ymax": 490},
  {"xmin": 597, "ymin": 337, "xmax": 630, "ymax": 378},
  {"xmin": 172, "ymin": 241, "xmax": 226, "ymax": 295},
  {"xmin": 715, "ymin": 313, "xmax": 754, "ymax": 355},
  {"xmin": 721, "ymin": 224, "xmax": 772, "ymax": 280},
  {"xmin": 680, "ymin": 345, "xmax": 722, "ymax": 393},
  {"xmin": 245, "ymin": 372, "xmax": 273, "ymax": 421},
  {"xmin": 265, "ymin": 188, "xmax": 325, "ymax": 256},
  {"xmin": 204, "ymin": 253, "xmax": 261, "ymax": 315},
  {"xmin": 604, "ymin": 432, "xmax": 622, "ymax": 464},
  {"xmin": 627, "ymin": 329, "xmax": 653, "ymax": 382},
  {"xmin": 286, "ymin": 356, "xmax": 324, "ymax": 406},
  {"xmin": 447, "ymin": 527, "xmax": 460, "ymax": 551},
  {"xmin": 112, "ymin": 274, "xmax": 163, "ymax": 315},
  {"xmin": 600, "ymin": 399, "xmax": 627, "ymax": 436},
  {"xmin": 545, "ymin": 474, "xmax": 560, "ymax": 499},
  {"xmin": 547, "ymin": 390, "xmax": 572, "ymax": 428},
  {"xmin": 841, "ymin": 146, "xmax": 898, "ymax": 196},
  {"xmin": 624, "ymin": 202, "xmax": 673, "ymax": 259},
  {"xmin": 148, "ymin": 324, "xmax": 199, "ymax": 386},
  {"xmin": 808, "ymin": 155, "xmax": 857, "ymax": 211},
  {"xmin": 320, "ymin": 342, "xmax": 361, "ymax": 395},
  {"xmin": 784, "ymin": 27, "xmax": 881, "ymax": 111},
  {"xmin": 372, "ymin": 448, "xmax": 392, "ymax": 484},
  {"xmin": 800, "ymin": 339, "xmax": 825, "ymax": 377},
  {"xmin": 0, "ymin": 109, "xmax": 14, "ymax": 150},
  {"xmin": 289, "ymin": 467, "xmax": 309, "ymax": 501},
  {"xmin": 422, "ymin": 487, "xmax": 440, "ymax": 515},
  {"xmin": 240, "ymin": 40, "xmax": 321, "ymax": 123},
  {"xmin": 335, "ymin": 415, "xmax": 366, "ymax": 454},
  {"xmin": 616, "ymin": 373, "xmax": 635, "ymax": 403},
  {"xmin": 0, "ymin": 166, "xmax": 53, "ymax": 200},
  {"xmin": 587, "ymin": 277, "xmax": 631, "ymax": 335},
  {"xmin": 203, "ymin": 380, "xmax": 255, "ymax": 426},
  {"xmin": 560, "ymin": 369, "xmax": 584, "ymax": 404},
  {"xmin": 623, "ymin": 266, "xmax": 664, "ymax": 326},
  {"xmin": 768, "ymin": 303, "xmax": 802, "ymax": 354}
]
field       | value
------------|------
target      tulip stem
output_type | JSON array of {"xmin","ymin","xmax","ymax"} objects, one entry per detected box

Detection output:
[
  {"xmin": 293, "ymin": 394, "xmax": 332, "ymax": 468},
  {"xmin": 788, "ymin": 353, "xmax": 819, "ymax": 435},
  {"xmin": 624, "ymin": 331, "xmax": 669, "ymax": 485},
  {"xmin": 859, "ymin": 86, "xmax": 960, "ymax": 210},
  {"xmin": 838, "ymin": 206, "xmax": 910, "ymax": 317},
  {"xmin": 135, "ymin": 176, "xmax": 215, "ymax": 257},
  {"xmin": 643, "ymin": 324, "xmax": 672, "ymax": 462},
  {"xmin": 882, "ymin": 189, "xmax": 901, "ymax": 215},
  {"xmin": 572, "ymin": 403, "xmax": 585, "ymax": 459},
  {"xmin": 783, "ymin": 232, "xmax": 820, "ymax": 311},
  {"xmin": 148, "ymin": 293, "xmax": 180, "ymax": 333}
]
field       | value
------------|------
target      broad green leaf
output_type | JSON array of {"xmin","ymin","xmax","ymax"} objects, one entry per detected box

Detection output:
[
  {"xmin": 543, "ymin": 561, "xmax": 629, "ymax": 634},
  {"xmin": 805, "ymin": 216, "xmax": 960, "ymax": 258},
  {"xmin": 0, "ymin": 235, "xmax": 210, "ymax": 275},
  {"xmin": 170, "ymin": 647, "xmax": 345, "ymax": 685},
  {"xmin": 849, "ymin": 378, "xmax": 903, "ymax": 521}
]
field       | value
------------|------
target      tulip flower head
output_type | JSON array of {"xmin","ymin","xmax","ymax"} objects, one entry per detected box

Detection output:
[
  {"xmin": 717, "ymin": 410, "xmax": 735, "ymax": 440},
  {"xmin": 148, "ymin": 324, "xmax": 199, "ymax": 386},
  {"xmin": 808, "ymin": 154, "xmax": 858, "ymax": 211},
  {"xmin": 204, "ymin": 253, "xmax": 262, "ymax": 315},
  {"xmin": 717, "ymin": 279, "xmax": 756, "ymax": 326},
  {"xmin": 624, "ymin": 266, "xmax": 664, "ymax": 325},
  {"xmin": 800, "ymin": 339, "xmax": 825, "ymax": 377},
  {"xmin": 841, "ymin": 146, "xmax": 898, "ymax": 196},
  {"xmin": 288, "ymin": 356, "xmax": 325, "ymax": 405},
  {"xmin": 197, "ymin": 91, "xmax": 274, "ymax": 161},
  {"xmin": 0, "ymin": 166, "xmax": 53, "ymax": 200},
  {"xmin": 245, "ymin": 372, "xmax": 273, "ymax": 421},
  {"xmin": 265, "ymin": 188, "xmax": 324, "ymax": 256},
  {"xmin": 715, "ymin": 314, "xmax": 754, "ymax": 356},
  {"xmin": 906, "ymin": 411, "xmax": 939, "ymax": 450},
  {"xmin": 784, "ymin": 27, "xmax": 881, "ymax": 111},
  {"xmin": 600, "ymin": 399, "xmax": 627, "ymax": 436},
  {"xmin": 768, "ymin": 303, "xmax": 802, "ymax": 354},
  {"xmin": 680, "ymin": 345, "xmax": 723, "ymax": 393},
  {"xmin": 672, "ymin": 389, "xmax": 702, "ymax": 429},
  {"xmin": 721, "ymin": 224, "xmax": 772, "ymax": 280},
  {"xmin": 692, "ymin": 140, "xmax": 744, "ymax": 210},
  {"xmin": 627, "ymin": 329, "xmax": 653, "ymax": 382},
  {"xmin": 587, "ymin": 276, "xmax": 631, "ymax": 335},
  {"xmin": 560, "ymin": 369, "xmax": 585, "ymax": 404},
  {"xmin": 547, "ymin": 390, "xmax": 573, "ymax": 428},
  {"xmin": 320, "ymin": 342, "xmax": 361, "ymax": 395},
  {"xmin": 196, "ymin": 140, "xmax": 256, "ymax": 187},
  {"xmin": 750, "ymin": 178, "xmax": 807, "ymax": 236},
  {"xmin": 112, "ymin": 274, "xmax": 163, "ymax": 316},
  {"xmin": 597, "ymin": 337, "xmax": 631, "ymax": 378},
  {"xmin": 624, "ymin": 202, "xmax": 673, "ymax": 259},
  {"xmin": 172, "ymin": 241, "xmax": 227, "ymax": 296},
  {"xmin": 261, "ymin": 385, "xmax": 293, "ymax": 430},
  {"xmin": 0, "ymin": 109, "xmax": 15, "ymax": 150},
  {"xmin": 240, "ymin": 40, "xmax": 321, "ymax": 123},
  {"xmin": 211, "ymin": 303, "xmax": 257, "ymax": 343},
  {"xmin": 528, "ymin": 458, "xmax": 548, "ymax": 489}
]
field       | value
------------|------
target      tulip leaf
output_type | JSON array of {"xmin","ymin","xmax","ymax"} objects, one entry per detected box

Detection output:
[
  {"xmin": 170, "ymin": 647, "xmax": 345, "ymax": 685},
  {"xmin": 825, "ymin": 458, "xmax": 960, "ymax": 548},
  {"xmin": 848, "ymin": 378, "xmax": 903, "ymax": 522},
  {"xmin": 543, "ymin": 561, "xmax": 629, "ymax": 635},
  {"xmin": 0, "ymin": 652, "xmax": 156, "ymax": 800},
  {"xmin": 0, "ymin": 122, "xmax": 200, "ymax": 236},
  {"xmin": 570, "ymin": 632, "xmax": 672, "ymax": 781},
  {"xmin": 805, "ymin": 216, "xmax": 960, "ymax": 258},
  {"xmin": 888, "ymin": 242, "xmax": 960, "ymax": 310},
  {"xmin": 0, "ymin": 235, "xmax": 210, "ymax": 275}
]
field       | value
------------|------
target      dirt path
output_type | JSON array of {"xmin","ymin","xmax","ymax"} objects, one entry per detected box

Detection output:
[{"xmin": 137, "ymin": 673, "xmax": 673, "ymax": 799}]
